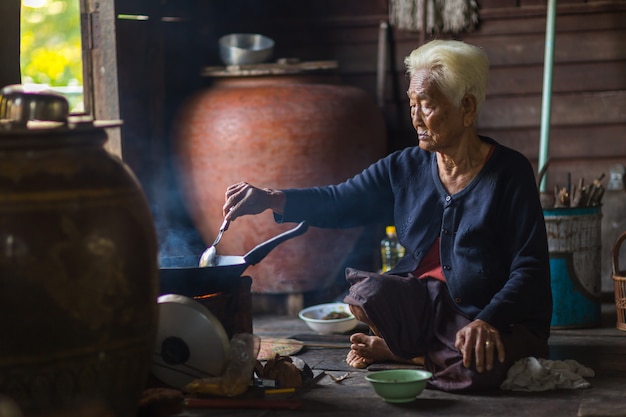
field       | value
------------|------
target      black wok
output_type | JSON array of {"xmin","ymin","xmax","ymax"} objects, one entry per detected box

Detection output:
[{"xmin": 159, "ymin": 221, "xmax": 309, "ymax": 297}]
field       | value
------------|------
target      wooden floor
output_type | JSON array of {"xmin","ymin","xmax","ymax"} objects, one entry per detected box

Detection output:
[{"xmin": 179, "ymin": 302, "xmax": 626, "ymax": 417}]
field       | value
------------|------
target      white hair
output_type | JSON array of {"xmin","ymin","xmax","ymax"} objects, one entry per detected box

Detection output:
[{"xmin": 404, "ymin": 39, "xmax": 489, "ymax": 113}]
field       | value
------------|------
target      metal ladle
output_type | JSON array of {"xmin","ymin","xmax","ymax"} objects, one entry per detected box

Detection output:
[{"xmin": 199, "ymin": 217, "xmax": 230, "ymax": 267}]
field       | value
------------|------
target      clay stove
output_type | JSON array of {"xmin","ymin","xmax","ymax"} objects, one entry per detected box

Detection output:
[{"xmin": 159, "ymin": 258, "xmax": 253, "ymax": 339}]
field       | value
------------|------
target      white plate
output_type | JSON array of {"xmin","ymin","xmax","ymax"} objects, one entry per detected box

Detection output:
[{"xmin": 151, "ymin": 294, "xmax": 230, "ymax": 389}]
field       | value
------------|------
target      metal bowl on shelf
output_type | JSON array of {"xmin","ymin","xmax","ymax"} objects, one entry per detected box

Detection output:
[{"xmin": 218, "ymin": 33, "xmax": 274, "ymax": 66}]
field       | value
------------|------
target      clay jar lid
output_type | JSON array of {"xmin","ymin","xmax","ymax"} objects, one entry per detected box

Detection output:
[{"xmin": 201, "ymin": 58, "xmax": 338, "ymax": 78}]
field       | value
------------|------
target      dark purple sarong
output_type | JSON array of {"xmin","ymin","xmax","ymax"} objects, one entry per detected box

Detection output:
[{"xmin": 342, "ymin": 267, "xmax": 549, "ymax": 392}]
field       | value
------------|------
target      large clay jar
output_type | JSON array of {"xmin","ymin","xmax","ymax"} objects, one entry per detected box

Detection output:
[
  {"xmin": 173, "ymin": 62, "xmax": 387, "ymax": 294},
  {"xmin": 0, "ymin": 87, "xmax": 159, "ymax": 417}
]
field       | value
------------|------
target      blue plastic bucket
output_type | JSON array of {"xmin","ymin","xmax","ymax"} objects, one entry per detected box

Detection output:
[{"xmin": 543, "ymin": 206, "xmax": 602, "ymax": 328}]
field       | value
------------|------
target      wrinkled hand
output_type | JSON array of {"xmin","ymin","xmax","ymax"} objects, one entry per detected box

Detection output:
[
  {"xmin": 454, "ymin": 319, "xmax": 505, "ymax": 373},
  {"xmin": 223, "ymin": 181, "xmax": 285, "ymax": 221}
]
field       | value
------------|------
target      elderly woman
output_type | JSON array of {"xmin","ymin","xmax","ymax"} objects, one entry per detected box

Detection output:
[{"xmin": 220, "ymin": 39, "xmax": 552, "ymax": 392}]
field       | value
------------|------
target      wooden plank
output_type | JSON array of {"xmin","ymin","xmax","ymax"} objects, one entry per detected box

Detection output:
[
  {"xmin": 479, "ymin": 91, "xmax": 626, "ymax": 129},
  {"xmin": 376, "ymin": 122, "xmax": 626, "ymax": 160},
  {"xmin": 480, "ymin": 1, "xmax": 626, "ymax": 20},
  {"xmin": 235, "ymin": 0, "xmax": 386, "ymax": 20},
  {"xmin": 81, "ymin": 0, "xmax": 122, "ymax": 156},
  {"xmin": 478, "ymin": 125, "xmax": 626, "ymax": 159},
  {"xmin": 248, "ymin": 4, "xmax": 626, "ymax": 45},
  {"xmin": 578, "ymin": 391, "xmax": 626, "ymax": 417},
  {"xmin": 116, "ymin": 20, "xmax": 155, "ymax": 87},
  {"xmin": 345, "ymin": 59, "xmax": 626, "ymax": 100},
  {"xmin": 0, "ymin": 0, "xmax": 21, "ymax": 89},
  {"xmin": 115, "ymin": 16, "xmax": 162, "ymax": 178},
  {"xmin": 523, "ymin": 0, "xmax": 599, "ymax": 7},
  {"xmin": 260, "ymin": 23, "xmax": 382, "ymax": 50},
  {"xmin": 489, "ymin": 61, "xmax": 626, "ymax": 96},
  {"xmin": 376, "ymin": 131, "xmax": 626, "ymax": 181},
  {"xmin": 282, "ymin": 27, "xmax": 626, "ymax": 77},
  {"xmin": 236, "ymin": 1, "xmax": 626, "ymax": 33},
  {"xmin": 465, "ymin": 30, "xmax": 626, "ymax": 67},
  {"xmin": 479, "ymin": 9, "xmax": 626, "ymax": 36},
  {"xmin": 479, "ymin": 0, "xmax": 520, "ymax": 9},
  {"xmin": 373, "ymin": 125, "xmax": 624, "ymax": 192}
]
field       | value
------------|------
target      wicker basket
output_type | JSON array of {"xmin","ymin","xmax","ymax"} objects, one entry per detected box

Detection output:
[{"xmin": 612, "ymin": 231, "xmax": 626, "ymax": 331}]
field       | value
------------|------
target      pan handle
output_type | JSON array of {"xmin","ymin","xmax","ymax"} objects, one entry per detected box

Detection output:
[{"xmin": 243, "ymin": 221, "xmax": 309, "ymax": 265}]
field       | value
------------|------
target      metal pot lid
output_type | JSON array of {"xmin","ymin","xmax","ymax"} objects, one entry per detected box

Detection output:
[
  {"xmin": 0, "ymin": 84, "xmax": 122, "ymax": 132},
  {"xmin": 151, "ymin": 294, "xmax": 230, "ymax": 389}
]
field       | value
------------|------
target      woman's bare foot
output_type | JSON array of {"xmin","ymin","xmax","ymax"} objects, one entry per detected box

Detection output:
[
  {"xmin": 345, "ymin": 333, "xmax": 396, "ymax": 368},
  {"xmin": 346, "ymin": 333, "xmax": 425, "ymax": 369},
  {"xmin": 344, "ymin": 304, "xmax": 424, "ymax": 369}
]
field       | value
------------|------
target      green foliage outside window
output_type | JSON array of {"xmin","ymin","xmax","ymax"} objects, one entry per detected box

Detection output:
[{"xmin": 20, "ymin": 0, "xmax": 83, "ymax": 112}]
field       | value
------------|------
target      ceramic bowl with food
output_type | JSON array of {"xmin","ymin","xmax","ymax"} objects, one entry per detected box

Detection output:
[
  {"xmin": 365, "ymin": 369, "xmax": 432, "ymax": 403},
  {"xmin": 298, "ymin": 302, "xmax": 358, "ymax": 334}
]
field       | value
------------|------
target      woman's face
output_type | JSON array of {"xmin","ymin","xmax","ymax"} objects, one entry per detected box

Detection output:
[{"xmin": 407, "ymin": 69, "xmax": 469, "ymax": 153}]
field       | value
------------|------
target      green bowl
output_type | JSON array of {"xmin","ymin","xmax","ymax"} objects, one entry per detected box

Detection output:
[{"xmin": 365, "ymin": 369, "xmax": 432, "ymax": 403}]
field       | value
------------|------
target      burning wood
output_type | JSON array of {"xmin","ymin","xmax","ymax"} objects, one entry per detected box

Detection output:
[{"xmin": 193, "ymin": 292, "xmax": 223, "ymax": 300}]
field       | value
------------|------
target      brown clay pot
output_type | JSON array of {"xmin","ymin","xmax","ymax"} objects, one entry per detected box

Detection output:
[
  {"xmin": 173, "ymin": 67, "xmax": 387, "ymax": 294},
  {"xmin": 0, "ymin": 122, "xmax": 159, "ymax": 416}
]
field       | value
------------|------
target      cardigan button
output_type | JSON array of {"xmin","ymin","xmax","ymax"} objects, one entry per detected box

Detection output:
[
  {"xmin": 445, "ymin": 195, "xmax": 452, "ymax": 202},
  {"xmin": 443, "ymin": 265, "xmax": 451, "ymax": 271},
  {"xmin": 454, "ymin": 297, "xmax": 461, "ymax": 304}
]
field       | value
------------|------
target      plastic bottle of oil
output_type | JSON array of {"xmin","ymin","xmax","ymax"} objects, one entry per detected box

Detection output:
[{"xmin": 380, "ymin": 226, "xmax": 405, "ymax": 272}]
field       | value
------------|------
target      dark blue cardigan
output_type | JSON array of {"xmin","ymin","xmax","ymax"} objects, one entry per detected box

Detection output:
[{"xmin": 277, "ymin": 136, "xmax": 552, "ymax": 340}]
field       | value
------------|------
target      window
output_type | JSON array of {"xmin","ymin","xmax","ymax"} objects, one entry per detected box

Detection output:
[{"xmin": 20, "ymin": 0, "xmax": 83, "ymax": 113}]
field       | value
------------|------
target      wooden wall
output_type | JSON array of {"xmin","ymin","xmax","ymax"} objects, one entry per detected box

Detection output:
[
  {"xmin": 0, "ymin": 0, "xmax": 22, "ymax": 89},
  {"xmin": 468, "ymin": 1, "xmax": 626, "ymax": 190},
  {"xmin": 113, "ymin": 0, "xmax": 626, "ymax": 293},
  {"xmin": 204, "ymin": 0, "xmax": 626, "ymax": 189},
  {"xmin": 116, "ymin": 0, "xmax": 626, "ymax": 193}
]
